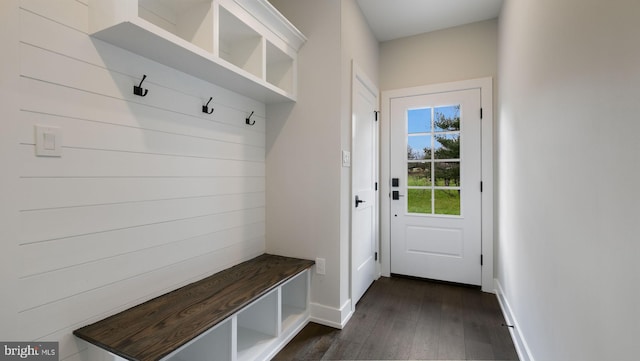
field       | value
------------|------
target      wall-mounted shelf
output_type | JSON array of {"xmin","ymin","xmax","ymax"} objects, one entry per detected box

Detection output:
[{"xmin": 89, "ymin": 0, "xmax": 306, "ymax": 103}]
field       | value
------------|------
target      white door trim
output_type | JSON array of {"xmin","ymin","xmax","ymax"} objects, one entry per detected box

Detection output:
[
  {"xmin": 380, "ymin": 77, "xmax": 494, "ymax": 293},
  {"xmin": 351, "ymin": 61, "xmax": 380, "ymax": 311}
]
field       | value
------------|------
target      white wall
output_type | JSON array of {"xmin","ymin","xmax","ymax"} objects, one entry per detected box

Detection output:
[
  {"xmin": 266, "ymin": 0, "xmax": 378, "ymax": 326},
  {"xmin": 0, "ymin": 0, "xmax": 22, "ymax": 345},
  {"xmin": 497, "ymin": 0, "xmax": 640, "ymax": 360},
  {"xmin": 0, "ymin": 1, "xmax": 267, "ymax": 360},
  {"xmin": 379, "ymin": 19, "xmax": 498, "ymax": 91},
  {"xmin": 266, "ymin": 0, "xmax": 343, "ymax": 323}
]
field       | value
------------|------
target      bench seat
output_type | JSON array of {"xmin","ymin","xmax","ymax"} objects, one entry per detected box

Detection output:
[{"xmin": 74, "ymin": 254, "xmax": 314, "ymax": 361}]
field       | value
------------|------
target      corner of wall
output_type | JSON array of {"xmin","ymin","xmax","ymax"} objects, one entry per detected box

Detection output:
[
  {"xmin": 0, "ymin": 0, "xmax": 21, "ymax": 340},
  {"xmin": 309, "ymin": 298, "xmax": 353, "ymax": 329}
]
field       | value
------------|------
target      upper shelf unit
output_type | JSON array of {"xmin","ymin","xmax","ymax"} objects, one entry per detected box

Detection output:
[{"xmin": 89, "ymin": 0, "xmax": 306, "ymax": 103}]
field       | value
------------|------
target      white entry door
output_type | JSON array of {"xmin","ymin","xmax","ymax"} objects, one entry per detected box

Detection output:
[
  {"xmin": 351, "ymin": 64, "xmax": 378, "ymax": 305},
  {"xmin": 390, "ymin": 88, "xmax": 482, "ymax": 285}
]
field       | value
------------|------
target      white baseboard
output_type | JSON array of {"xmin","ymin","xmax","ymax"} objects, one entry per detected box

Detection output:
[
  {"xmin": 309, "ymin": 299, "xmax": 353, "ymax": 329},
  {"xmin": 495, "ymin": 279, "xmax": 535, "ymax": 361}
]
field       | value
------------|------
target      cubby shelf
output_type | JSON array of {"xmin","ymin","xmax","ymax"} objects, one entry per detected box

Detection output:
[
  {"xmin": 237, "ymin": 290, "xmax": 279, "ymax": 361},
  {"xmin": 281, "ymin": 270, "xmax": 309, "ymax": 332},
  {"xmin": 88, "ymin": 0, "xmax": 305, "ymax": 103},
  {"xmin": 166, "ymin": 320, "xmax": 232, "ymax": 361}
]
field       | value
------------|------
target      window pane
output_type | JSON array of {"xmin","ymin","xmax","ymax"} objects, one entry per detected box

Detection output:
[
  {"xmin": 435, "ymin": 189, "xmax": 461, "ymax": 215},
  {"xmin": 405, "ymin": 104, "xmax": 464, "ymax": 217},
  {"xmin": 407, "ymin": 189, "xmax": 432, "ymax": 214},
  {"xmin": 434, "ymin": 133, "xmax": 460, "ymax": 159},
  {"xmin": 434, "ymin": 105, "xmax": 460, "ymax": 132},
  {"xmin": 408, "ymin": 108, "xmax": 432, "ymax": 134},
  {"xmin": 407, "ymin": 135, "xmax": 431, "ymax": 160},
  {"xmin": 434, "ymin": 162, "xmax": 460, "ymax": 186},
  {"xmin": 407, "ymin": 162, "xmax": 431, "ymax": 186}
]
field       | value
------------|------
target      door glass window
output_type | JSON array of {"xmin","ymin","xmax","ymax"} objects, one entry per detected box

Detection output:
[
  {"xmin": 407, "ymin": 189, "xmax": 432, "ymax": 214},
  {"xmin": 407, "ymin": 162, "xmax": 431, "ymax": 186},
  {"xmin": 407, "ymin": 135, "xmax": 431, "ymax": 160},
  {"xmin": 406, "ymin": 105, "xmax": 461, "ymax": 215}
]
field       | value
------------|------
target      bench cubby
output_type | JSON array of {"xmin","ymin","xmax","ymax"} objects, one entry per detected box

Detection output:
[
  {"xmin": 236, "ymin": 289, "xmax": 279, "ymax": 361},
  {"xmin": 165, "ymin": 319, "xmax": 232, "ymax": 361},
  {"xmin": 281, "ymin": 270, "xmax": 309, "ymax": 333}
]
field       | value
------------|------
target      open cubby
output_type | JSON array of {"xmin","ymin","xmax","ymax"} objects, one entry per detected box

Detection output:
[
  {"xmin": 88, "ymin": 0, "xmax": 305, "ymax": 102},
  {"xmin": 218, "ymin": 5, "xmax": 263, "ymax": 79},
  {"xmin": 237, "ymin": 289, "xmax": 279, "ymax": 361},
  {"xmin": 266, "ymin": 41, "xmax": 294, "ymax": 95},
  {"xmin": 138, "ymin": 0, "xmax": 214, "ymax": 53},
  {"xmin": 281, "ymin": 270, "xmax": 309, "ymax": 333},
  {"xmin": 165, "ymin": 319, "xmax": 232, "ymax": 361}
]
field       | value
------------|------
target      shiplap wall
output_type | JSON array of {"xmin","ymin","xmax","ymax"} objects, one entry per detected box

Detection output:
[{"xmin": 12, "ymin": 1, "xmax": 266, "ymax": 360}]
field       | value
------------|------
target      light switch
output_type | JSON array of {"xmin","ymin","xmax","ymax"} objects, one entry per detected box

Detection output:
[
  {"xmin": 342, "ymin": 150, "xmax": 351, "ymax": 167},
  {"xmin": 43, "ymin": 132, "xmax": 56, "ymax": 150},
  {"xmin": 35, "ymin": 125, "xmax": 62, "ymax": 157}
]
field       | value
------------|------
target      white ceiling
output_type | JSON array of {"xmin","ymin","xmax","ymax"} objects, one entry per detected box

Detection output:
[{"xmin": 356, "ymin": 0, "xmax": 504, "ymax": 42}]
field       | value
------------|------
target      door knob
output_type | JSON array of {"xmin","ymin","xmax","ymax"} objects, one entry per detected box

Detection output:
[
  {"xmin": 355, "ymin": 195, "xmax": 366, "ymax": 207},
  {"xmin": 392, "ymin": 191, "xmax": 404, "ymax": 200}
]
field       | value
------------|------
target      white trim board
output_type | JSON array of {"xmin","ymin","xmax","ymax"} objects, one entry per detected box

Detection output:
[
  {"xmin": 380, "ymin": 77, "xmax": 494, "ymax": 293},
  {"xmin": 495, "ymin": 279, "xmax": 536, "ymax": 361},
  {"xmin": 309, "ymin": 299, "xmax": 353, "ymax": 329}
]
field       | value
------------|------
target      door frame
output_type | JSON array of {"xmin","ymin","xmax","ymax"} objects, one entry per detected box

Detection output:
[
  {"xmin": 380, "ymin": 78, "xmax": 494, "ymax": 293},
  {"xmin": 351, "ymin": 61, "xmax": 380, "ymax": 311}
]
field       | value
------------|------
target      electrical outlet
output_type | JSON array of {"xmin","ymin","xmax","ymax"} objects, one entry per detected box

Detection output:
[{"xmin": 315, "ymin": 257, "xmax": 326, "ymax": 275}]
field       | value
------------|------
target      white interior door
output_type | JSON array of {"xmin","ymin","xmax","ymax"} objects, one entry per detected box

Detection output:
[
  {"xmin": 390, "ymin": 88, "xmax": 482, "ymax": 285},
  {"xmin": 351, "ymin": 63, "xmax": 378, "ymax": 305}
]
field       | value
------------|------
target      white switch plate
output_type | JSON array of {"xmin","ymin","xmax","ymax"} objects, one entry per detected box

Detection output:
[
  {"xmin": 35, "ymin": 125, "xmax": 62, "ymax": 157},
  {"xmin": 341, "ymin": 150, "xmax": 351, "ymax": 167},
  {"xmin": 315, "ymin": 258, "xmax": 326, "ymax": 275}
]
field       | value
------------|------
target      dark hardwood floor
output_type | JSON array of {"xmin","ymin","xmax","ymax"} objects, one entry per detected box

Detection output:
[{"xmin": 274, "ymin": 276, "xmax": 519, "ymax": 360}]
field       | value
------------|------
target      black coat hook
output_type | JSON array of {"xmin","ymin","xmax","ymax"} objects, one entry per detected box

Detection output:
[
  {"xmin": 133, "ymin": 74, "xmax": 148, "ymax": 97},
  {"xmin": 202, "ymin": 97, "xmax": 214, "ymax": 114},
  {"xmin": 246, "ymin": 111, "xmax": 255, "ymax": 126}
]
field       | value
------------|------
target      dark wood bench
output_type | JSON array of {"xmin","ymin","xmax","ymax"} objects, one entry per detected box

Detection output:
[{"xmin": 74, "ymin": 254, "xmax": 314, "ymax": 361}]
